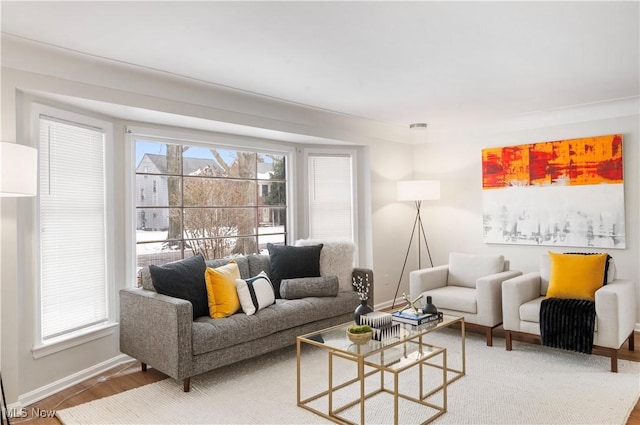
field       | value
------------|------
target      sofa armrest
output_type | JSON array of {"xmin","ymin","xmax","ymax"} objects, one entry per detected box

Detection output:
[
  {"xmin": 120, "ymin": 288, "xmax": 194, "ymax": 380},
  {"xmin": 501, "ymin": 272, "xmax": 542, "ymax": 331},
  {"xmin": 595, "ymin": 278, "xmax": 636, "ymax": 349},
  {"xmin": 476, "ymin": 270, "xmax": 523, "ymax": 327},
  {"xmin": 409, "ymin": 265, "xmax": 449, "ymax": 299},
  {"xmin": 353, "ymin": 267, "xmax": 374, "ymax": 306}
]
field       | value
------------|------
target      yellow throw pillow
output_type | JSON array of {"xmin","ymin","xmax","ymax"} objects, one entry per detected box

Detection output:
[
  {"xmin": 205, "ymin": 260, "xmax": 241, "ymax": 318},
  {"xmin": 546, "ymin": 252, "xmax": 608, "ymax": 301}
]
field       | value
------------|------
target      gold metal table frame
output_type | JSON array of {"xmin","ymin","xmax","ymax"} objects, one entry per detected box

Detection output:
[{"xmin": 296, "ymin": 315, "xmax": 465, "ymax": 425}]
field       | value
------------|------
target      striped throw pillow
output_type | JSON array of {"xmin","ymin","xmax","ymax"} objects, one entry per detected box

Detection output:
[{"xmin": 236, "ymin": 272, "xmax": 276, "ymax": 315}]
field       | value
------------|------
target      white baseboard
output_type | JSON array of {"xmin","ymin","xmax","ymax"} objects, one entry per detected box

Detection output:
[
  {"xmin": 373, "ymin": 298, "xmax": 404, "ymax": 312},
  {"xmin": 15, "ymin": 353, "xmax": 134, "ymax": 409}
]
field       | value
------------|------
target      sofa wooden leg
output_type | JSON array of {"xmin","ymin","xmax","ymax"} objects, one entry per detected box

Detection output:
[
  {"xmin": 629, "ymin": 331, "xmax": 635, "ymax": 351},
  {"xmin": 141, "ymin": 362, "xmax": 147, "ymax": 372},
  {"xmin": 183, "ymin": 377, "xmax": 191, "ymax": 392},
  {"xmin": 505, "ymin": 331, "xmax": 512, "ymax": 351},
  {"xmin": 486, "ymin": 328, "xmax": 493, "ymax": 347}
]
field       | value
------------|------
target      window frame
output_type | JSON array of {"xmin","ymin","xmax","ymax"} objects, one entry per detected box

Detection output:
[
  {"xmin": 302, "ymin": 147, "xmax": 358, "ymax": 243},
  {"xmin": 31, "ymin": 103, "xmax": 117, "ymax": 359},
  {"xmin": 125, "ymin": 125, "xmax": 297, "ymax": 286}
]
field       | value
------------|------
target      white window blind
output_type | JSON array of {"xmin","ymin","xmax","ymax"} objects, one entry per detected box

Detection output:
[
  {"xmin": 39, "ymin": 115, "xmax": 108, "ymax": 341},
  {"xmin": 308, "ymin": 155, "xmax": 353, "ymax": 241}
]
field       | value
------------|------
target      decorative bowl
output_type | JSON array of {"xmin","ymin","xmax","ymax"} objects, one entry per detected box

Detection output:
[{"xmin": 346, "ymin": 330, "xmax": 372, "ymax": 345}]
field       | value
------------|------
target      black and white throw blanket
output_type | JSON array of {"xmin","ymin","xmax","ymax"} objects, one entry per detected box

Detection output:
[{"xmin": 539, "ymin": 298, "xmax": 596, "ymax": 354}]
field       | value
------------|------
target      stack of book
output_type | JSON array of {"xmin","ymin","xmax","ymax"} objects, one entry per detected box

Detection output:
[
  {"xmin": 358, "ymin": 311, "xmax": 400, "ymax": 341},
  {"xmin": 391, "ymin": 309, "xmax": 443, "ymax": 326}
]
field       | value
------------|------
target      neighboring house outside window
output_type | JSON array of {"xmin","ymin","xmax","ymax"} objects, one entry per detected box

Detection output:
[{"xmin": 133, "ymin": 138, "xmax": 288, "ymax": 273}]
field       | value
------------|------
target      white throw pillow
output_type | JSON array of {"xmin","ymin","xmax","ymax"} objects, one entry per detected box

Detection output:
[{"xmin": 236, "ymin": 272, "xmax": 275, "ymax": 315}]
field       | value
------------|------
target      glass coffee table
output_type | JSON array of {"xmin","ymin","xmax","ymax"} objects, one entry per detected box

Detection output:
[{"xmin": 296, "ymin": 314, "xmax": 465, "ymax": 425}]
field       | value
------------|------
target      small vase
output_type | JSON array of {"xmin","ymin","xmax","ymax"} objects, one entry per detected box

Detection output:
[
  {"xmin": 354, "ymin": 300, "xmax": 373, "ymax": 325},
  {"xmin": 423, "ymin": 296, "xmax": 438, "ymax": 315}
]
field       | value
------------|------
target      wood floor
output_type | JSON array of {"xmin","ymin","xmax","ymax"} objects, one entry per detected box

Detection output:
[{"xmin": 13, "ymin": 330, "xmax": 640, "ymax": 425}]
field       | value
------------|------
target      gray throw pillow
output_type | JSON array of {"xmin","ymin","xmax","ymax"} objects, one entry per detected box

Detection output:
[
  {"xmin": 149, "ymin": 254, "xmax": 208, "ymax": 320},
  {"xmin": 267, "ymin": 243, "xmax": 323, "ymax": 298},
  {"xmin": 280, "ymin": 276, "xmax": 339, "ymax": 299}
]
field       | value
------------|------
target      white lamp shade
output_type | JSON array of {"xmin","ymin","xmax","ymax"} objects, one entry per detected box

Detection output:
[
  {"xmin": 0, "ymin": 142, "xmax": 38, "ymax": 197},
  {"xmin": 397, "ymin": 180, "xmax": 440, "ymax": 201}
]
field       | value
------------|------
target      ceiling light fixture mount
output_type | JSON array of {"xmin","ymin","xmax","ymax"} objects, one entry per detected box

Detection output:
[
  {"xmin": 409, "ymin": 123, "xmax": 428, "ymax": 131},
  {"xmin": 409, "ymin": 123, "xmax": 428, "ymax": 143}
]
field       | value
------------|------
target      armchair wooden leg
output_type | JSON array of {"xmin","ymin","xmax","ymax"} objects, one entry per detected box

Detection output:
[
  {"xmin": 486, "ymin": 328, "xmax": 493, "ymax": 347},
  {"xmin": 183, "ymin": 377, "xmax": 191, "ymax": 392},
  {"xmin": 629, "ymin": 331, "xmax": 635, "ymax": 351},
  {"xmin": 610, "ymin": 349, "xmax": 618, "ymax": 373},
  {"xmin": 141, "ymin": 362, "xmax": 147, "ymax": 372},
  {"xmin": 505, "ymin": 330, "xmax": 512, "ymax": 351}
]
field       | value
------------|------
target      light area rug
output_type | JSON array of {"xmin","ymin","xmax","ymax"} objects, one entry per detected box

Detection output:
[{"xmin": 57, "ymin": 329, "xmax": 639, "ymax": 425}]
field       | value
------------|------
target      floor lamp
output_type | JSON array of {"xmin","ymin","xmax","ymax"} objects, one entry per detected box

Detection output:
[
  {"xmin": 0, "ymin": 141, "xmax": 38, "ymax": 425},
  {"xmin": 392, "ymin": 180, "xmax": 440, "ymax": 308}
]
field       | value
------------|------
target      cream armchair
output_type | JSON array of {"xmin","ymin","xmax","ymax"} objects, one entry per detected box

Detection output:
[
  {"xmin": 410, "ymin": 252, "xmax": 522, "ymax": 346},
  {"xmin": 502, "ymin": 253, "xmax": 636, "ymax": 372}
]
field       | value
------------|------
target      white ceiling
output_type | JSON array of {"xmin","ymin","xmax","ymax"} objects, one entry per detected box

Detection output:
[{"xmin": 2, "ymin": 1, "xmax": 639, "ymax": 133}]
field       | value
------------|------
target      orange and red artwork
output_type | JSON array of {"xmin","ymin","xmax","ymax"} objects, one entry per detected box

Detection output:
[
  {"xmin": 482, "ymin": 134, "xmax": 625, "ymax": 249},
  {"xmin": 482, "ymin": 134, "xmax": 623, "ymax": 189}
]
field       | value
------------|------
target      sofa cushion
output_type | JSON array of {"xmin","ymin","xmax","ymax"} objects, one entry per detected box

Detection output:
[
  {"xmin": 139, "ymin": 267, "xmax": 155, "ymax": 291},
  {"xmin": 206, "ymin": 256, "xmax": 250, "ymax": 280},
  {"xmin": 518, "ymin": 295, "xmax": 598, "ymax": 331},
  {"xmin": 295, "ymin": 239, "xmax": 356, "ymax": 292},
  {"xmin": 448, "ymin": 253, "xmax": 505, "ymax": 288},
  {"xmin": 236, "ymin": 272, "xmax": 275, "ymax": 315},
  {"xmin": 247, "ymin": 254, "xmax": 271, "ymax": 279},
  {"xmin": 191, "ymin": 291, "xmax": 359, "ymax": 355},
  {"xmin": 520, "ymin": 297, "xmax": 544, "ymax": 323},
  {"xmin": 205, "ymin": 261, "xmax": 241, "ymax": 318},
  {"xmin": 280, "ymin": 276, "xmax": 339, "ymax": 299},
  {"xmin": 149, "ymin": 254, "xmax": 209, "ymax": 320},
  {"xmin": 424, "ymin": 286, "xmax": 477, "ymax": 314},
  {"xmin": 267, "ymin": 243, "xmax": 323, "ymax": 298}
]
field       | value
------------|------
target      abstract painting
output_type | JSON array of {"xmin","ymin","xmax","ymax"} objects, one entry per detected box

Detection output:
[{"xmin": 482, "ymin": 134, "xmax": 625, "ymax": 248}]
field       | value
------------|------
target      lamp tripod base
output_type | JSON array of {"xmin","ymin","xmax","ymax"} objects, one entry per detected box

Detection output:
[{"xmin": 391, "ymin": 201, "xmax": 433, "ymax": 309}]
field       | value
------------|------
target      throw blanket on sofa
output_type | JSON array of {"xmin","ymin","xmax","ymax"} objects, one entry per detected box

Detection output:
[{"xmin": 540, "ymin": 298, "xmax": 596, "ymax": 354}]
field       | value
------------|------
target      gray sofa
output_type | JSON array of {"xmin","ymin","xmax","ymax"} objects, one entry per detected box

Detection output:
[{"xmin": 120, "ymin": 252, "xmax": 373, "ymax": 391}]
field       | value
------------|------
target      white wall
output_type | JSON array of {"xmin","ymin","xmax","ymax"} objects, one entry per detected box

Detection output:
[
  {"xmin": 368, "ymin": 141, "xmax": 416, "ymax": 306},
  {"xmin": 412, "ymin": 108, "xmax": 640, "ymax": 325}
]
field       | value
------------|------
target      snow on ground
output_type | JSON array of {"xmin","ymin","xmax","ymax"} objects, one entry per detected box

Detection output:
[{"xmin": 136, "ymin": 227, "xmax": 285, "ymax": 255}]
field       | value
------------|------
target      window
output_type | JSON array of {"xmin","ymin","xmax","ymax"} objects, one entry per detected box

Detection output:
[
  {"xmin": 133, "ymin": 138, "xmax": 288, "ymax": 270},
  {"xmin": 307, "ymin": 153, "xmax": 355, "ymax": 241},
  {"xmin": 36, "ymin": 108, "xmax": 113, "ymax": 350}
]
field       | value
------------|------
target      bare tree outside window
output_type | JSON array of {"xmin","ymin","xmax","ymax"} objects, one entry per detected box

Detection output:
[{"xmin": 134, "ymin": 140, "xmax": 287, "ymax": 271}]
